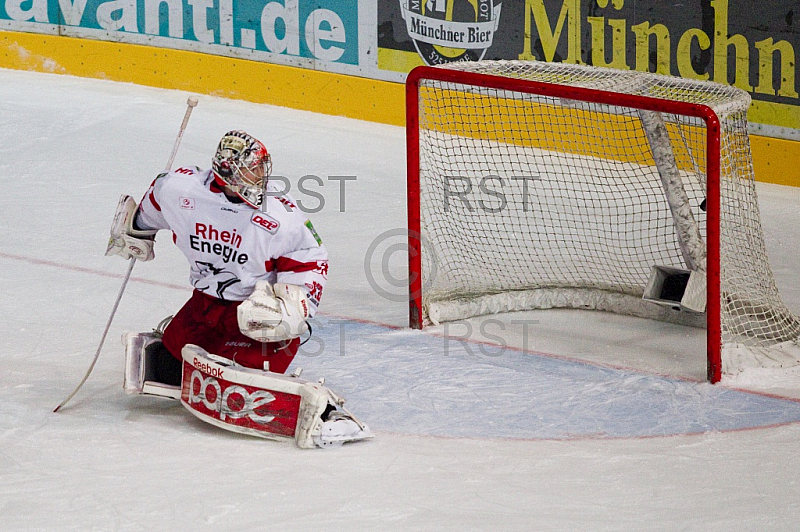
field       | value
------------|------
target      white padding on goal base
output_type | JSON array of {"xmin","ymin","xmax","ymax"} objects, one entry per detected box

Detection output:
[
  {"xmin": 723, "ymin": 341, "xmax": 800, "ymax": 374},
  {"xmin": 427, "ymin": 288, "xmax": 707, "ymax": 328}
]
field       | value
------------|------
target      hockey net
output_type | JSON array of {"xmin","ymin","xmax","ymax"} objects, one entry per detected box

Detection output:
[{"xmin": 406, "ymin": 60, "xmax": 800, "ymax": 382}]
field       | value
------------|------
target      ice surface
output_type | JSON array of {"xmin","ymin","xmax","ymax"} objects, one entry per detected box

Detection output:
[{"xmin": 2, "ymin": 68, "xmax": 800, "ymax": 530}]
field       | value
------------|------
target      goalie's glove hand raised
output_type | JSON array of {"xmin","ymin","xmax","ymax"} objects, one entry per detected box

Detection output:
[
  {"xmin": 105, "ymin": 195, "xmax": 156, "ymax": 262},
  {"xmin": 238, "ymin": 281, "xmax": 310, "ymax": 343}
]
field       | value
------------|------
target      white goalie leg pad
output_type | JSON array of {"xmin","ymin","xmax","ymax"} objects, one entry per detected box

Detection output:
[
  {"xmin": 123, "ymin": 331, "xmax": 150, "ymax": 394},
  {"xmin": 122, "ymin": 332, "xmax": 181, "ymax": 400}
]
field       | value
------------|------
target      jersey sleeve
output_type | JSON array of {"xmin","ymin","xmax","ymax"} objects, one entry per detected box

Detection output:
[
  {"xmin": 133, "ymin": 173, "xmax": 171, "ymax": 232},
  {"xmin": 268, "ymin": 219, "xmax": 328, "ymax": 317}
]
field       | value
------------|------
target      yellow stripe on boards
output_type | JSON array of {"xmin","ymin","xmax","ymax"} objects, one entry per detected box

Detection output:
[
  {"xmin": 419, "ymin": 87, "xmax": 703, "ymax": 172},
  {"xmin": 0, "ymin": 30, "xmax": 405, "ymax": 126},
  {"xmin": 750, "ymin": 135, "xmax": 800, "ymax": 187}
]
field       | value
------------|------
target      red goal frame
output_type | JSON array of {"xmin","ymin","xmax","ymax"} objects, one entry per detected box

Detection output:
[{"xmin": 405, "ymin": 65, "xmax": 723, "ymax": 383}]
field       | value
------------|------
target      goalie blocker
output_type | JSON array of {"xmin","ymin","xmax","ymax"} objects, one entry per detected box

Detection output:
[{"xmin": 124, "ymin": 333, "xmax": 372, "ymax": 448}]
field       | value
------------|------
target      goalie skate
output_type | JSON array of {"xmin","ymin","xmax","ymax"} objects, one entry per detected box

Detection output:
[
  {"xmin": 180, "ymin": 344, "xmax": 373, "ymax": 449},
  {"xmin": 314, "ymin": 410, "xmax": 374, "ymax": 448}
]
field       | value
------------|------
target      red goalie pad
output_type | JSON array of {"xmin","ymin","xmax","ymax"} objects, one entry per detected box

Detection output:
[
  {"xmin": 182, "ymin": 360, "xmax": 301, "ymax": 437},
  {"xmin": 180, "ymin": 344, "xmax": 329, "ymax": 448}
]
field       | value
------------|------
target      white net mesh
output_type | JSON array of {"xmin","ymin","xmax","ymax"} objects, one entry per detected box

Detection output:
[{"xmin": 411, "ymin": 60, "xmax": 800, "ymax": 374}]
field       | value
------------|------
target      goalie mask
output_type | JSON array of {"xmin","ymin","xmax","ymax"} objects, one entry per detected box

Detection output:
[{"xmin": 212, "ymin": 130, "xmax": 273, "ymax": 208}]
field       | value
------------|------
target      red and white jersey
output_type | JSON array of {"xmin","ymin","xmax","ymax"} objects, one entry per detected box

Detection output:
[{"xmin": 134, "ymin": 167, "xmax": 328, "ymax": 313}]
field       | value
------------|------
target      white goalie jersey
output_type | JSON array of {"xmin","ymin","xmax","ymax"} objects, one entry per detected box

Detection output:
[{"xmin": 134, "ymin": 166, "xmax": 328, "ymax": 311}]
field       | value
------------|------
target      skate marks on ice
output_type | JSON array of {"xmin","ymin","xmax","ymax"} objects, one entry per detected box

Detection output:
[{"xmin": 298, "ymin": 316, "xmax": 800, "ymax": 440}]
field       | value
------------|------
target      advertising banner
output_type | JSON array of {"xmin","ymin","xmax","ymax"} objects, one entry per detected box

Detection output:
[
  {"xmin": 2, "ymin": 1, "xmax": 799, "ymax": 140},
  {"xmin": 379, "ymin": 0, "xmax": 800, "ymax": 139},
  {"xmin": 0, "ymin": 0, "xmax": 367, "ymax": 73}
]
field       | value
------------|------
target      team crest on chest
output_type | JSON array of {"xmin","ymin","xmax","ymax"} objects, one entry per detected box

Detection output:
[{"xmin": 251, "ymin": 212, "xmax": 280, "ymax": 234}]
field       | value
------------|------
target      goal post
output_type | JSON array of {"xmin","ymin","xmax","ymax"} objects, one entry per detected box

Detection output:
[{"xmin": 406, "ymin": 60, "xmax": 800, "ymax": 383}]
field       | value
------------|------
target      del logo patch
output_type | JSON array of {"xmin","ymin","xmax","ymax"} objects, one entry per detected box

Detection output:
[
  {"xmin": 251, "ymin": 212, "xmax": 280, "ymax": 233},
  {"xmin": 180, "ymin": 197, "xmax": 195, "ymax": 209}
]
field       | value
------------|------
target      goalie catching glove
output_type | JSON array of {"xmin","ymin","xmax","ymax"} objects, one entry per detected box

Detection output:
[
  {"xmin": 105, "ymin": 194, "xmax": 156, "ymax": 261},
  {"xmin": 238, "ymin": 281, "xmax": 310, "ymax": 342}
]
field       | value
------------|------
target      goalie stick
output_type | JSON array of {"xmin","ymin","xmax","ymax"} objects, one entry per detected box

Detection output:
[{"xmin": 54, "ymin": 96, "xmax": 199, "ymax": 413}]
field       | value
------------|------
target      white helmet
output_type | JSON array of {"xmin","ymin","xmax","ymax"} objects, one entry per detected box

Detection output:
[{"xmin": 211, "ymin": 130, "xmax": 272, "ymax": 208}]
